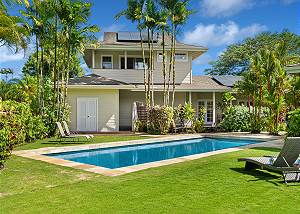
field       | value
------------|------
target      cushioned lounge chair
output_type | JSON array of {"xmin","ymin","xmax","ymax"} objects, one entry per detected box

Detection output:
[
  {"xmin": 62, "ymin": 121, "xmax": 94, "ymax": 139},
  {"xmin": 238, "ymin": 138, "xmax": 300, "ymax": 183}
]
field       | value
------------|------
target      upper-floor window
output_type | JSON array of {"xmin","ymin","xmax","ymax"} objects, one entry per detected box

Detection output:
[
  {"xmin": 120, "ymin": 57, "xmax": 149, "ymax": 70},
  {"xmin": 175, "ymin": 53, "xmax": 188, "ymax": 62},
  {"xmin": 102, "ymin": 56, "xmax": 113, "ymax": 69},
  {"xmin": 157, "ymin": 52, "xmax": 188, "ymax": 62}
]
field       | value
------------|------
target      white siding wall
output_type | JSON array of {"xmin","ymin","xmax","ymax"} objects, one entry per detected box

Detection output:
[
  {"xmin": 67, "ymin": 89, "xmax": 119, "ymax": 132},
  {"xmin": 92, "ymin": 50, "xmax": 192, "ymax": 84}
]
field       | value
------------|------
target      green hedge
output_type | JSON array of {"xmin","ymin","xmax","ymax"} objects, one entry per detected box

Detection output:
[
  {"xmin": 219, "ymin": 106, "xmax": 251, "ymax": 132},
  {"xmin": 148, "ymin": 105, "xmax": 174, "ymax": 135},
  {"xmin": 287, "ymin": 108, "xmax": 300, "ymax": 137},
  {"xmin": 0, "ymin": 100, "xmax": 47, "ymax": 168}
]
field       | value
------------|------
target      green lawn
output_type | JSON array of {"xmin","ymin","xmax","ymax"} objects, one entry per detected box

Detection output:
[
  {"xmin": 1, "ymin": 139, "xmax": 300, "ymax": 213},
  {"xmin": 15, "ymin": 135, "xmax": 152, "ymax": 150}
]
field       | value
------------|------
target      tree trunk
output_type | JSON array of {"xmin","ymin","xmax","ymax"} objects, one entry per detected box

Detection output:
[
  {"xmin": 63, "ymin": 27, "xmax": 72, "ymax": 120},
  {"xmin": 146, "ymin": 28, "xmax": 151, "ymax": 108},
  {"xmin": 138, "ymin": 28, "xmax": 148, "ymax": 107},
  {"xmin": 171, "ymin": 25, "xmax": 176, "ymax": 108},
  {"xmin": 53, "ymin": 12, "xmax": 58, "ymax": 108},
  {"xmin": 167, "ymin": 23, "xmax": 174, "ymax": 106},
  {"xmin": 162, "ymin": 29, "xmax": 167, "ymax": 106},
  {"xmin": 151, "ymin": 30, "xmax": 155, "ymax": 107}
]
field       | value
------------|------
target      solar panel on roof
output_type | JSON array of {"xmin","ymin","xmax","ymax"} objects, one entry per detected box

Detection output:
[
  {"xmin": 117, "ymin": 32, "xmax": 158, "ymax": 42},
  {"xmin": 212, "ymin": 76, "xmax": 243, "ymax": 87}
]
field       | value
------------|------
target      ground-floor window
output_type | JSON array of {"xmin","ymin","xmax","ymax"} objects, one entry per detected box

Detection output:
[{"xmin": 198, "ymin": 100, "xmax": 213, "ymax": 124}]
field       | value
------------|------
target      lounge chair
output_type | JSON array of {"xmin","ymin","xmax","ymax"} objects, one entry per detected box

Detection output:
[
  {"xmin": 55, "ymin": 122, "xmax": 90, "ymax": 143},
  {"xmin": 238, "ymin": 138, "xmax": 300, "ymax": 183},
  {"xmin": 62, "ymin": 121, "xmax": 94, "ymax": 139}
]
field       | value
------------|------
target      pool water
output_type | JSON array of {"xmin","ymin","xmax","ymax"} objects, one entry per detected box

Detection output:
[{"xmin": 47, "ymin": 138, "xmax": 261, "ymax": 169}]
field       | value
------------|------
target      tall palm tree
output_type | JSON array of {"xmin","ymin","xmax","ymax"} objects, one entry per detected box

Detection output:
[
  {"xmin": 0, "ymin": 11, "xmax": 29, "ymax": 51},
  {"xmin": 156, "ymin": 9, "xmax": 169, "ymax": 106},
  {"xmin": 116, "ymin": 0, "xmax": 150, "ymax": 107},
  {"xmin": 158, "ymin": 0, "xmax": 193, "ymax": 107},
  {"xmin": 144, "ymin": 0, "xmax": 160, "ymax": 107}
]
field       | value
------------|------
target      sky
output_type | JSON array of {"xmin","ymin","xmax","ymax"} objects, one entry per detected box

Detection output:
[{"xmin": 1, "ymin": 0, "xmax": 300, "ymax": 79}]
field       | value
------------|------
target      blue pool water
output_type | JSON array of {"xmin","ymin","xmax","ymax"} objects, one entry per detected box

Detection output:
[{"xmin": 47, "ymin": 138, "xmax": 261, "ymax": 169}]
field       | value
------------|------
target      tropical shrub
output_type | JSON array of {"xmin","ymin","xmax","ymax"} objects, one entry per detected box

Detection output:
[
  {"xmin": 148, "ymin": 105, "xmax": 173, "ymax": 135},
  {"xmin": 193, "ymin": 106, "xmax": 206, "ymax": 133},
  {"xmin": 219, "ymin": 106, "xmax": 251, "ymax": 132},
  {"xmin": 287, "ymin": 108, "xmax": 300, "ymax": 137},
  {"xmin": 134, "ymin": 120, "xmax": 147, "ymax": 132},
  {"xmin": 174, "ymin": 102, "xmax": 196, "ymax": 129},
  {"xmin": 0, "ymin": 100, "xmax": 47, "ymax": 168}
]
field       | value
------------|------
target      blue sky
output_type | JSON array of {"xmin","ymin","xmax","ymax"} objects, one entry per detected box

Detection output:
[{"xmin": 1, "ymin": 0, "xmax": 299, "ymax": 79}]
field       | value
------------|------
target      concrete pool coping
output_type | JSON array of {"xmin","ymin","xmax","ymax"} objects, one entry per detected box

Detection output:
[{"xmin": 13, "ymin": 133, "xmax": 284, "ymax": 176}]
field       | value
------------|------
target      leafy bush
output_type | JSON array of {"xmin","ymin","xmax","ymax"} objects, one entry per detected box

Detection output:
[
  {"xmin": 193, "ymin": 119, "xmax": 204, "ymax": 133},
  {"xmin": 148, "ymin": 105, "xmax": 174, "ymax": 134},
  {"xmin": 193, "ymin": 106, "xmax": 206, "ymax": 133},
  {"xmin": 219, "ymin": 106, "xmax": 251, "ymax": 132},
  {"xmin": 134, "ymin": 120, "xmax": 147, "ymax": 132},
  {"xmin": 174, "ymin": 102, "xmax": 196, "ymax": 130},
  {"xmin": 0, "ymin": 100, "xmax": 47, "ymax": 168},
  {"xmin": 287, "ymin": 108, "xmax": 300, "ymax": 137}
]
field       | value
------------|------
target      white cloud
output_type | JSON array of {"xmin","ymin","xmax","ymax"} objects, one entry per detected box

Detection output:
[
  {"xmin": 183, "ymin": 21, "xmax": 267, "ymax": 47},
  {"xmin": 99, "ymin": 24, "xmax": 126, "ymax": 41},
  {"xmin": 200, "ymin": 0, "xmax": 254, "ymax": 17},
  {"xmin": 0, "ymin": 46, "xmax": 25, "ymax": 64}
]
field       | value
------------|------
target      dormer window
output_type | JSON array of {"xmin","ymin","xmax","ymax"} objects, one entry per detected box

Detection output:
[{"xmin": 102, "ymin": 56, "xmax": 113, "ymax": 69}]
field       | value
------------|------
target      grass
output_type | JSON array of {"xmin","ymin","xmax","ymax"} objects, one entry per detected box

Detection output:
[
  {"xmin": 15, "ymin": 135, "xmax": 152, "ymax": 150},
  {"xmin": 1, "ymin": 141, "xmax": 300, "ymax": 213}
]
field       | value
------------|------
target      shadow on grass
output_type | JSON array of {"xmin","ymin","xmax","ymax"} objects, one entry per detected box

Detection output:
[
  {"xmin": 231, "ymin": 167, "xmax": 282, "ymax": 186},
  {"xmin": 42, "ymin": 139, "xmax": 88, "ymax": 145},
  {"xmin": 248, "ymin": 147, "xmax": 281, "ymax": 152}
]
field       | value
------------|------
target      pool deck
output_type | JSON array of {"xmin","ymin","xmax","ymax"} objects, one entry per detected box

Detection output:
[{"xmin": 13, "ymin": 133, "xmax": 284, "ymax": 176}]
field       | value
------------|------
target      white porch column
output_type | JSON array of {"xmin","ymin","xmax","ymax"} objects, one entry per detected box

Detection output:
[
  {"xmin": 189, "ymin": 91, "xmax": 192, "ymax": 103},
  {"xmin": 125, "ymin": 50, "xmax": 127, "ymax": 69},
  {"xmin": 213, "ymin": 91, "xmax": 216, "ymax": 126},
  {"xmin": 92, "ymin": 50, "xmax": 95, "ymax": 69}
]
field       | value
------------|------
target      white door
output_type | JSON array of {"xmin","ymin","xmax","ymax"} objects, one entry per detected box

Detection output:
[{"xmin": 77, "ymin": 97, "xmax": 98, "ymax": 131}]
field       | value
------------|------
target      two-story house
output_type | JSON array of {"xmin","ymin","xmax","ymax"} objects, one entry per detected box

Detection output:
[{"xmin": 67, "ymin": 32, "xmax": 242, "ymax": 132}]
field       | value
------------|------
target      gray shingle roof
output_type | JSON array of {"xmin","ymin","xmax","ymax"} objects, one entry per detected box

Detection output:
[
  {"xmin": 212, "ymin": 75, "xmax": 243, "ymax": 87},
  {"xmin": 178, "ymin": 76, "xmax": 230, "ymax": 90},
  {"xmin": 68, "ymin": 74, "xmax": 130, "ymax": 86}
]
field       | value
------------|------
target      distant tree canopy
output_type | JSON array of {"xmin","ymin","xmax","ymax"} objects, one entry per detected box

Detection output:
[
  {"xmin": 22, "ymin": 51, "xmax": 84, "ymax": 78},
  {"xmin": 205, "ymin": 30, "xmax": 300, "ymax": 75}
]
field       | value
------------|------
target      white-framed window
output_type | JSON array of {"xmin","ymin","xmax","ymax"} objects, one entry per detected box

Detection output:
[
  {"xmin": 120, "ymin": 56, "xmax": 149, "ymax": 70},
  {"xmin": 175, "ymin": 53, "xmax": 188, "ymax": 62},
  {"xmin": 198, "ymin": 100, "xmax": 213, "ymax": 124},
  {"xmin": 101, "ymin": 55, "xmax": 113, "ymax": 69},
  {"xmin": 157, "ymin": 52, "xmax": 187, "ymax": 62}
]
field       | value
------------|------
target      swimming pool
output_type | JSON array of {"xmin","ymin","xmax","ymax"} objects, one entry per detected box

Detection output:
[{"xmin": 47, "ymin": 137, "xmax": 261, "ymax": 169}]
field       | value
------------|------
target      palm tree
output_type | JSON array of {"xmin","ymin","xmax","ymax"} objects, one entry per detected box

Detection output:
[
  {"xmin": 0, "ymin": 11, "xmax": 29, "ymax": 51},
  {"xmin": 156, "ymin": 9, "xmax": 169, "ymax": 106},
  {"xmin": 116, "ymin": 0, "xmax": 150, "ymax": 107},
  {"xmin": 57, "ymin": 0, "xmax": 99, "ymax": 119},
  {"xmin": 158, "ymin": 0, "xmax": 193, "ymax": 107},
  {"xmin": 144, "ymin": 0, "xmax": 160, "ymax": 107}
]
